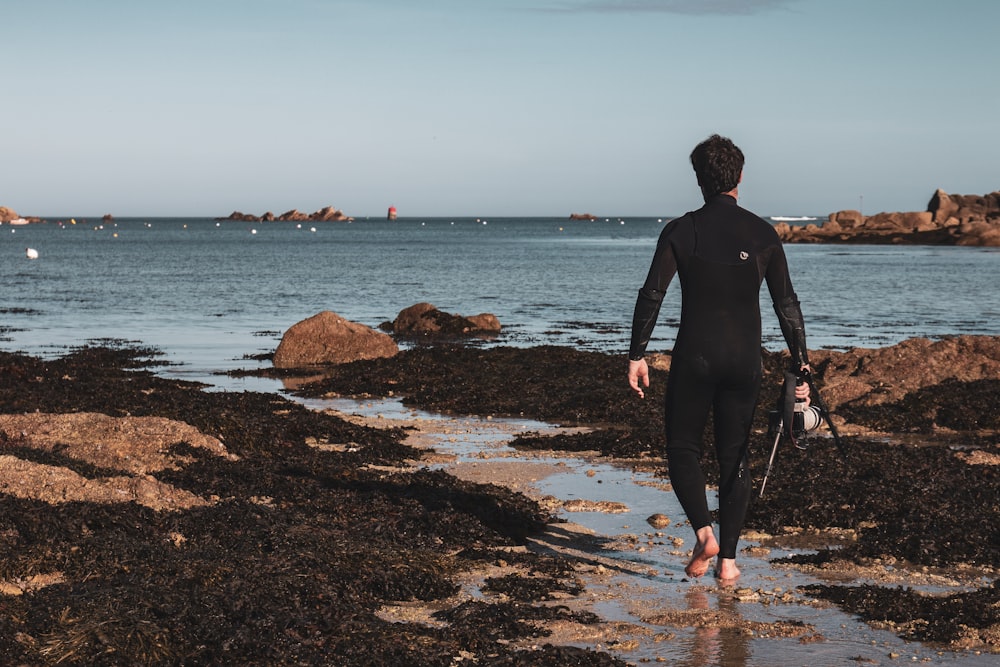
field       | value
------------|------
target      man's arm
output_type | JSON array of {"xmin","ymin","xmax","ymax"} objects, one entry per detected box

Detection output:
[
  {"xmin": 765, "ymin": 243, "xmax": 810, "ymax": 369},
  {"xmin": 628, "ymin": 223, "xmax": 680, "ymax": 361}
]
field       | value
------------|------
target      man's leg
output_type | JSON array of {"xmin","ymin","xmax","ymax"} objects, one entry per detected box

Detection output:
[
  {"xmin": 664, "ymin": 357, "xmax": 717, "ymax": 577},
  {"xmin": 711, "ymin": 375, "xmax": 761, "ymax": 580}
]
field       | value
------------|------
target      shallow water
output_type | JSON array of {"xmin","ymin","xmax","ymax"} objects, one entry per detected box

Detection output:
[
  {"xmin": 2, "ymin": 218, "xmax": 998, "ymax": 385},
  {"xmin": 303, "ymin": 394, "xmax": 997, "ymax": 666}
]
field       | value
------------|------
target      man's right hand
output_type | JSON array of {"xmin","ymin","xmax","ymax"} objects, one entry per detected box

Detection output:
[{"xmin": 628, "ymin": 358, "xmax": 649, "ymax": 399}]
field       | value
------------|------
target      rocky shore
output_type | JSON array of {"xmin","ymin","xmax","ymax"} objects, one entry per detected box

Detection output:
[
  {"xmin": 0, "ymin": 336, "xmax": 997, "ymax": 664},
  {"xmin": 775, "ymin": 190, "xmax": 1000, "ymax": 246}
]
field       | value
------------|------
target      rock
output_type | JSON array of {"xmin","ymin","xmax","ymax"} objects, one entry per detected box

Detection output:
[
  {"xmin": 830, "ymin": 209, "xmax": 864, "ymax": 229},
  {"xmin": 956, "ymin": 220, "xmax": 1000, "ymax": 247},
  {"xmin": 810, "ymin": 335, "xmax": 1000, "ymax": 409},
  {"xmin": 278, "ymin": 209, "xmax": 308, "ymax": 222},
  {"xmin": 776, "ymin": 190, "xmax": 1000, "ymax": 246},
  {"xmin": 465, "ymin": 313, "xmax": 502, "ymax": 333},
  {"xmin": 569, "ymin": 213, "xmax": 598, "ymax": 221},
  {"xmin": 273, "ymin": 311, "xmax": 398, "ymax": 368},
  {"xmin": 393, "ymin": 302, "xmax": 438, "ymax": 333},
  {"xmin": 928, "ymin": 189, "xmax": 959, "ymax": 223},
  {"xmin": 218, "ymin": 206, "xmax": 353, "ymax": 222},
  {"xmin": 221, "ymin": 211, "xmax": 260, "ymax": 222},
  {"xmin": 311, "ymin": 206, "xmax": 351, "ymax": 222},
  {"xmin": 393, "ymin": 302, "xmax": 501, "ymax": 336},
  {"xmin": 646, "ymin": 513, "xmax": 671, "ymax": 529},
  {"xmin": 0, "ymin": 206, "xmax": 20, "ymax": 222}
]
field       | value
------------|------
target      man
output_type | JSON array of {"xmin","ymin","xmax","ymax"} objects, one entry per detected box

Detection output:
[{"xmin": 627, "ymin": 134, "xmax": 810, "ymax": 581}]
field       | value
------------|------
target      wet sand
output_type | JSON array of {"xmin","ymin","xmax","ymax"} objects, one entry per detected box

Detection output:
[
  {"xmin": 0, "ymin": 341, "xmax": 997, "ymax": 665},
  {"xmin": 312, "ymin": 395, "xmax": 1000, "ymax": 665}
]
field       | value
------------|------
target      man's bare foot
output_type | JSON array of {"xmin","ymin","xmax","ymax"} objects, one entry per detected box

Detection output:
[
  {"xmin": 684, "ymin": 526, "xmax": 720, "ymax": 577},
  {"xmin": 714, "ymin": 558, "xmax": 740, "ymax": 582}
]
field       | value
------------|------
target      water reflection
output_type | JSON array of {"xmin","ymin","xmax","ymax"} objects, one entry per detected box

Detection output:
[{"xmin": 674, "ymin": 588, "xmax": 750, "ymax": 667}]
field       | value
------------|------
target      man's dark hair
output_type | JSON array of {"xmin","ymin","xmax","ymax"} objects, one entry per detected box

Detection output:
[{"xmin": 690, "ymin": 134, "xmax": 744, "ymax": 196}]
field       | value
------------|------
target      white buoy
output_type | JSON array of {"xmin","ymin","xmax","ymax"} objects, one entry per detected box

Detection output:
[{"xmin": 25, "ymin": 248, "xmax": 39, "ymax": 259}]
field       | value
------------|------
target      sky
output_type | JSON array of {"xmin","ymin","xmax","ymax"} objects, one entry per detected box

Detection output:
[{"xmin": 3, "ymin": 0, "xmax": 998, "ymax": 218}]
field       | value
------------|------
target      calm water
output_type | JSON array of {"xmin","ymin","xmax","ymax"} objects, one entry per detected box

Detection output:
[{"xmin": 1, "ymin": 217, "xmax": 998, "ymax": 387}]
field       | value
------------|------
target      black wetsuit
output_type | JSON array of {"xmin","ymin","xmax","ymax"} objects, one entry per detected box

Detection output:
[{"xmin": 629, "ymin": 194, "xmax": 808, "ymax": 559}]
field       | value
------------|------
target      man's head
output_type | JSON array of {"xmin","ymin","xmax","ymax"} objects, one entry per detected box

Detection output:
[{"xmin": 690, "ymin": 134, "xmax": 744, "ymax": 197}]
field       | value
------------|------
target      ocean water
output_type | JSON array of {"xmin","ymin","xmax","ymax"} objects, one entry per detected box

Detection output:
[{"xmin": 1, "ymin": 216, "xmax": 998, "ymax": 388}]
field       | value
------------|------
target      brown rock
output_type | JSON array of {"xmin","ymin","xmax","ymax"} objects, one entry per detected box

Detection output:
[
  {"xmin": 311, "ymin": 206, "xmax": 351, "ymax": 222},
  {"xmin": 956, "ymin": 221, "xmax": 1000, "ymax": 247},
  {"xmin": 928, "ymin": 188, "xmax": 959, "ymax": 223},
  {"xmin": 273, "ymin": 311, "xmax": 398, "ymax": 368},
  {"xmin": 0, "ymin": 206, "xmax": 21, "ymax": 222},
  {"xmin": 466, "ymin": 313, "xmax": 502, "ymax": 333},
  {"xmin": 811, "ymin": 335, "xmax": 1000, "ymax": 410},
  {"xmin": 831, "ymin": 210, "xmax": 864, "ymax": 229},
  {"xmin": 221, "ymin": 211, "xmax": 260, "ymax": 222},
  {"xmin": 393, "ymin": 302, "xmax": 501, "ymax": 336},
  {"xmin": 781, "ymin": 192, "xmax": 1000, "ymax": 245},
  {"xmin": 394, "ymin": 302, "xmax": 439, "ymax": 333},
  {"xmin": 278, "ymin": 209, "xmax": 309, "ymax": 221}
]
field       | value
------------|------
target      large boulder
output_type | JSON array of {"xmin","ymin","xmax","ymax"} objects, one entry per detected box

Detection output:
[
  {"xmin": 392, "ymin": 302, "xmax": 501, "ymax": 336},
  {"xmin": 829, "ymin": 209, "xmax": 864, "ymax": 229},
  {"xmin": 928, "ymin": 189, "xmax": 959, "ymax": 224},
  {"xmin": 273, "ymin": 311, "xmax": 398, "ymax": 368},
  {"xmin": 0, "ymin": 206, "xmax": 19, "ymax": 222},
  {"xmin": 956, "ymin": 220, "xmax": 1000, "ymax": 247},
  {"xmin": 810, "ymin": 335, "xmax": 1000, "ymax": 410}
]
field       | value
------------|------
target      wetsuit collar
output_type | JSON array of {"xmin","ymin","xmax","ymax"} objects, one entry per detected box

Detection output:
[{"xmin": 706, "ymin": 193, "xmax": 738, "ymax": 206}]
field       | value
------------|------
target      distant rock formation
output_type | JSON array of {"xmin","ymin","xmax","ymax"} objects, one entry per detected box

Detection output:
[
  {"xmin": 273, "ymin": 311, "xmax": 398, "ymax": 368},
  {"xmin": 0, "ymin": 206, "xmax": 41, "ymax": 224},
  {"xmin": 388, "ymin": 302, "xmax": 502, "ymax": 337},
  {"xmin": 569, "ymin": 213, "xmax": 598, "ymax": 221},
  {"xmin": 774, "ymin": 190, "xmax": 1000, "ymax": 246},
  {"xmin": 218, "ymin": 206, "xmax": 353, "ymax": 223}
]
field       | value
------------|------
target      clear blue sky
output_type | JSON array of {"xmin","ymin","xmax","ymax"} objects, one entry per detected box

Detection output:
[{"xmin": 4, "ymin": 0, "xmax": 998, "ymax": 218}]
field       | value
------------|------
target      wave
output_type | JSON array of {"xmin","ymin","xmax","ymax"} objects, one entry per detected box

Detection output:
[{"xmin": 770, "ymin": 216, "xmax": 819, "ymax": 222}]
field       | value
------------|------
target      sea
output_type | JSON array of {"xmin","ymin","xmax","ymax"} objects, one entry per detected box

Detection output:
[{"xmin": 2, "ymin": 216, "xmax": 998, "ymax": 391}]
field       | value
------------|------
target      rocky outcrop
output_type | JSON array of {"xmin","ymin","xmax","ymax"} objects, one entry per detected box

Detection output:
[
  {"xmin": 569, "ymin": 213, "xmax": 598, "ymax": 221},
  {"xmin": 797, "ymin": 335, "xmax": 1000, "ymax": 438},
  {"xmin": 809, "ymin": 335, "xmax": 1000, "ymax": 411},
  {"xmin": 0, "ymin": 206, "xmax": 41, "ymax": 224},
  {"xmin": 775, "ymin": 190, "xmax": 1000, "ymax": 246},
  {"xmin": 273, "ymin": 311, "xmax": 398, "ymax": 368},
  {"xmin": 389, "ymin": 302, "xmax": 502, "ymax": 337},
  {"xmin": 218, "ymin": 207, "xmax": 353, "ymax": 222}
]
